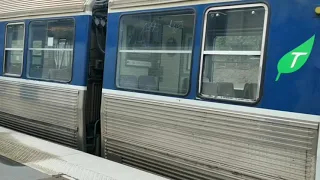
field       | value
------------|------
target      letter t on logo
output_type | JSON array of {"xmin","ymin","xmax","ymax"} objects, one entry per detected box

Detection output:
[{"xmin": 291, "ymin": 52, "xmax": 308, "ymax": 68}]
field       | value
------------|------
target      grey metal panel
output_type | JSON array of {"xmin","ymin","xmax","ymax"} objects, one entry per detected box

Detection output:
[
  {"xmin": 101, "ymin": 92, "xmax": 319, "ymax": 180},
  {"xmin": 109, "ymin": 0, "xmax": 194, "ymax": 9},
  {"xmin": 0, "ymin": 112, "xmax": 78, "ymax": 148},
  {"xmin": 0, "ymin": 78, "xmax": 85, "ymax": 150},
  {"xmin": 0, "ymin": 0, "xmax": 94, "ymax": 19}
]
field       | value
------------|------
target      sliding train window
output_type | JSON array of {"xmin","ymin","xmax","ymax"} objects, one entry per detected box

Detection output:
[
  {"xmin": 116, "ymin": 10, "xmax": 195, "ymax": 95},
  {"xmin": 27, "ymin": 19, "xmax": 75, "ymax": 82},
  {"xmin": 4, "ymin": 23, "xmax": 25, "ymax": 76},
  {"xmin": 199, "ymin": 4, "xmax": 268, "ymax": 103}
]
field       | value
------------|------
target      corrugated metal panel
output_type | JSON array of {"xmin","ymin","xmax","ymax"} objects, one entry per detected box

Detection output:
[
  {"xmin": 0, "ymin": 78, "xmax": 85, "ymax": 149},
  {"xmin": 108, "ymin": 0, "xmax": 242, "ymax": 13},
  {"xmin": 0, "ymin": 0, "xmax": 93, "ymax": 19},
  {"xmin": 109, "ymin": 0, "xmax": 195, "ymax": 9},
  {"xmin": 101, "ymin": 92, "xmax": 319, "ymax": 180},
  {"xmin": 0, "ymin": 112, "xmax": 78, "ymax": 148}
]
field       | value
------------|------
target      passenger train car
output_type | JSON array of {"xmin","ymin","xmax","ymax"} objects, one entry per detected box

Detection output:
[
  {"xmin": 101, "ymin": 0, "xmax": 320, "ymax": 180},
  {"xmin": 1, "ymin": 0, "xmax": 320, "ymax": 180},
  {"xmin": 0, "ymin": 0, "xmax": 106, "ymax": 153}
]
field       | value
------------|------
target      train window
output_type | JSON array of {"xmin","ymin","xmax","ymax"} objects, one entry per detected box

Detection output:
[
  {"xmin": 27, "ymin": 19, "xmax": 75, "ymax": 82},
  {"xmin": 199, "ymin": 4, "xmax": 268, "ymax": 102},
  {"xmin": 4, "ymin": 23, "xmax": 25, "ymax": 76},
  {"xmin": 116, "ymin": 10, "xmax": 195, "ymax": 95}
]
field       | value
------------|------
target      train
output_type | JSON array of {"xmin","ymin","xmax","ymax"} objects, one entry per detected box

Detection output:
[{"xmin": 0, "ymin": 0, "xmax": 320, "ymax": 180}]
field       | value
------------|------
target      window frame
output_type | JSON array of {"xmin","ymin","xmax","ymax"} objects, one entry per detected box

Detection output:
[
  {"xmin": 198, "ymin": 3, "xmax": 269, "ymax": 104},
  {"xmin": 115, "ymin": 9, "xmax": 196, "ymax": 97},
  {"xmin": 3, "ymin": 22, "xmax": 26, "ymax": 77},
  {"xmin": 26, "ymin": 18, "xmax": 76, "ymax": 83}
]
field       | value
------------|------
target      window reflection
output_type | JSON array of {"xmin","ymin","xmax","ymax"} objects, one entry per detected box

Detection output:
[
  {"xmin": 117, "ymin": 10, "xmax": 195, "ymax": 95},
  {"xmin": 201, "ymin": 6, "xmax": 266, "ymax": 102},
  {"xmin": 28, "ymin": 19, "xmax": 74, "ymax": 82}
]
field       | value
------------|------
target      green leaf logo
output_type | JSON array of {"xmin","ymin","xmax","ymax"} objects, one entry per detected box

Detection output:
[{"xmin": 276, "ymin": 35, "xmax": 316, "ymax": 81}]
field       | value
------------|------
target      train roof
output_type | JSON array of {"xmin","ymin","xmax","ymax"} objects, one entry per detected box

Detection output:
[
  {"xmin": 0, "ymin": 0, "xmax": 96, "ymax": 20},
  {"xmin": 108, "ymin": 0, "xmax": 241, "ymax": 12}
]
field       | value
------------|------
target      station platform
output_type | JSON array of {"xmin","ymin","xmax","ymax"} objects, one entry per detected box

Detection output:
[{"xmin": 0, "ymin": 126, "xmax": 168, "ymax": 180}]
